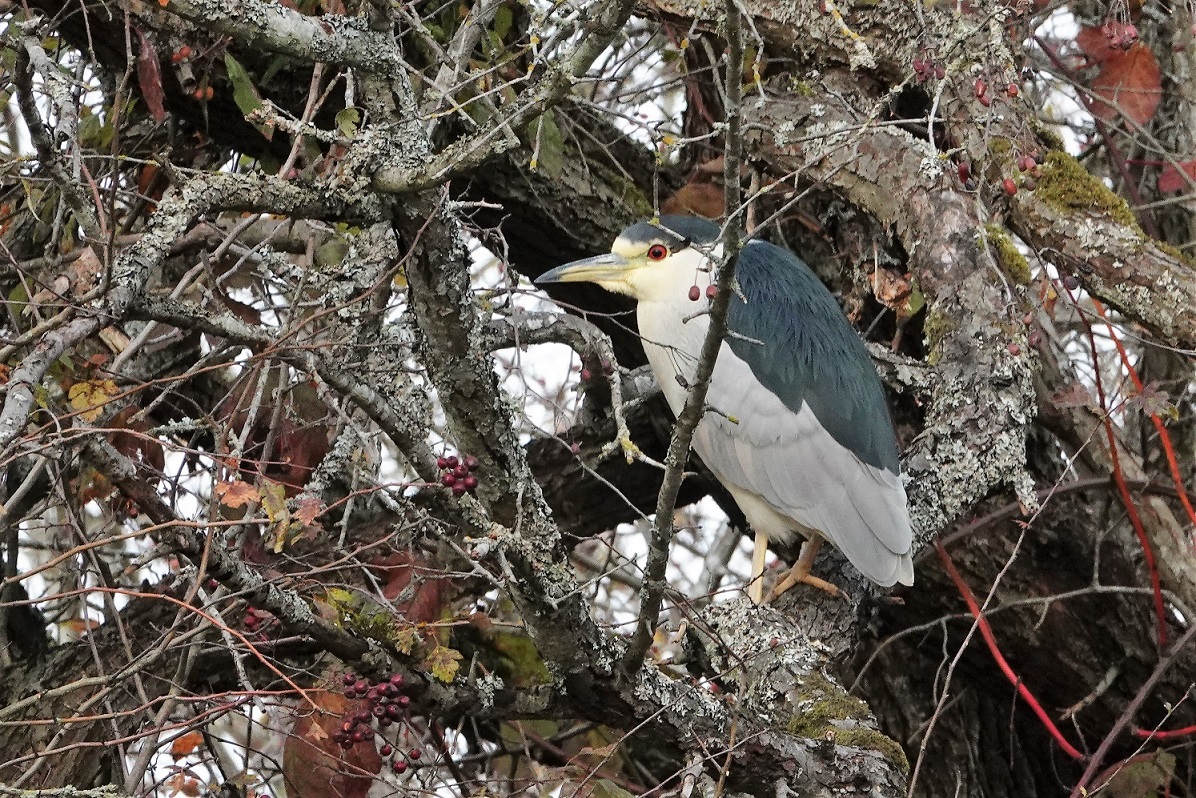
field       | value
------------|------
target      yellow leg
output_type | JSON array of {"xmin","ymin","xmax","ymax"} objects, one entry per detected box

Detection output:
[
  {"xmin": 748, "ymin": 531, "xmax": 768, "ymax": 603},
  {"xmin": 765, "ymin": 537, "xmax": 846, "ymax": 602}
]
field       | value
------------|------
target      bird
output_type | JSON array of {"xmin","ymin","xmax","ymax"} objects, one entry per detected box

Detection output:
[{"xmin": 536, "ymin": 215, "xmax": 914, "ymax": 602}]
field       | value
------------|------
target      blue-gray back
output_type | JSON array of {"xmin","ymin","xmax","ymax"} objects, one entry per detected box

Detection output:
[{"xmin": 725, "ymin": 239, "xmax": 899, "ymax": 474}]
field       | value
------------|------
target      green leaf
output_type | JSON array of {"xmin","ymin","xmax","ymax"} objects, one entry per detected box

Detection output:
[
  {"xmin": 224, "ymin": 54, "xmax": 272, "ymax": 141},
  {"xmin": 527, "ymin": 110, "xmax": 564, "ymax": 178},
  {"xmin": 335, "ymin": 108, "xmax": 360, "ymax": 137},
  {"xmin": 492, "ymin": 4, "xmax": 513, "ymax": 39}
]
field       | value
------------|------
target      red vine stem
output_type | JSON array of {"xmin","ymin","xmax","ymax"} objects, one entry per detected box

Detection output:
[
  {"xmin": 1072, "ymin": 289, "xmax": 1168, "ymax": 648},
  {"xmin": 1090, "ymin": 297, "xmax": 1196, "ymax": 537},
  {"xmin": 1134, "ymin": 722, "xmax": 1196, "ymax": 740},
  {"xmin": 935, "ymin": 539, "xmax": 1085, "ymax": 760}
]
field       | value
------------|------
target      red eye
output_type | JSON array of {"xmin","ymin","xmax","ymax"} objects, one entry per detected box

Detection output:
[{"xmin": 647, "ymin": 244, "xmax": 669, "ymax": 261}]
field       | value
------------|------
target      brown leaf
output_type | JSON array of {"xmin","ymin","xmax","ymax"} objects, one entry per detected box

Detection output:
[
  {"xmin": 1088, "ymin": 42, "xmax": 1161, "ymax": 127},
  {"xmin": 215, "ymin": 479, "xmax": 259, "ymax": 509},
  {"xmin": 134, "ymin": 28, "xmax": 167, "ymax": 123},
  {"xmin": 283, "ymin": 691, "xmax": 381, "ymax": 798},
  {"xmin": 373, "ymin": 551, "xmax": 451, "ymax": 624},
  {"xmin": 170, "ymin": 730, "xmax": 204, "ymax": 757}
]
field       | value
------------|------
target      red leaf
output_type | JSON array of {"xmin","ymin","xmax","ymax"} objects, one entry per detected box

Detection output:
[
  {"xmin": 134, "ymin": 28, "xmax": 167, "ymax": 123},
  {"xmin": 1088, "ymin": 42, "xmax": 1161, "ymax": 127},
  {"xmin": 1158, "ymin": 160, "xmax": 1196, "ymax": 193},
  {"xmin": 1075, "ymin": 25, "xmax": 1121, "ymax": 64}
]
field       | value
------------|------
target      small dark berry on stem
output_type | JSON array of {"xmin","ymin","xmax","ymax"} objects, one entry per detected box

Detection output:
[
  {"xmin": 441, "ymin": 473, "xmax": 457, "ymax": 488},
  {"xmin": 688, "ymin": 285, "xmax": 701, "ymax": 302},
  {"xmin": 705, "ymin": 284, "xmax": 718, "ymax": 299},
  {"xmin": 1002, "ymin": 178, "xmax": 1018, "ymax": 196}
]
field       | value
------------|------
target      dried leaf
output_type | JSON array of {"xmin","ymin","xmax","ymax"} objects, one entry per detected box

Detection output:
[
  {"xmin": 134, "ymin": 28, "xmax": 167, "ymax": 123},
  {"xmin": 1050, "ymin": 382, "xmax": 1097, "ymax": 411},
  {"xmin": 1088, "ymin": 42, "xmax": 1161, "ymax": 126},
  {"xmin": 215, "ymin": 479, "xmax": 259, "ymax": 509},
  {"xmin": 294, "ymin": 495, "xmax": 325, "ymax": 526},
  {"xmin": 424, "ymin": 644, "xmax": 463, "ymax": 683},
  {"xmin": 170, "ymin": 730, "xmax": 204, "ymax": 757},
  {"xmin": 395, "ymin": 625, "xmax": 420, "ymax": 655},
  {"xmin": 68, "ymin": 379, "xmax": 118, "ymax": 422},
  {"xmin": 1127, "ymin": 380, "xmax": 1178, "ymax": 420}
]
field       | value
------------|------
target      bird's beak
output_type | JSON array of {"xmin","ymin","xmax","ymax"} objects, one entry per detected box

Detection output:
[{"xmin": 535, "ymin": 252, "xmax": 635, "ymax": 285}]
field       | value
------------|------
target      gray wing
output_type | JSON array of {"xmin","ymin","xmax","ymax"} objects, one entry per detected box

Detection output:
[{"xmin": 694, "ymin": 344, "xmax": 914, "ymax": 586}]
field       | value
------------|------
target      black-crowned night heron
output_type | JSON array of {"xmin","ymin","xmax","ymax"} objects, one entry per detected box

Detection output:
[{"xmin": 537, "ymin": 215, "xmax": 914, "ymax": 602}]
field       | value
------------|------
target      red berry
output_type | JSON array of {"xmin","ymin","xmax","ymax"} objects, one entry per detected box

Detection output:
[
  {"xmin": 352, "ymin": 730, "xmax": 368, "ymax": 742},
  {"xmin": 380, "ymin": 744, "xmax": 394, "ymax": 757},
  {"xmin": 934, "ymin": 64, "xmax": 945, "ymax": 80},
  {"xmin": 462, "ymin": 456, "xmax": 479, "ymax": 472},
  {"xmin": 1007, "ymin": 343, "xmax": 1021, "ymax": 356},
  {"xmin": 341, "ymin": 721, "xmax": 354, "ymax": 734},
  {"xmin": 445, "ymin": 456, "xmax": 459, "ymax": 469},
  {"xmin": 462, "ymin": 475, "xmax": 479, "ymax": 491},
  {"xmin": 393, "ymin": 761, "xmax": 408, "ymax": 773},
  {"xmin": 453, "ymin": 463, "xmax": 470, "ymax": 478},
  {"xmin": 974, "ymin": 78, "xmax": 987, "ymax": 98},
  {"xmin": 354, "ymin": 680, "xmax": 368, "ymax": 694},
  {"xmin": 387, "ymin": 703, "xmax": 401, "ymax": 718},
  {"xmin": 580, "ymin": 368, "xmax": 592, "ymax": 382},
  {"xmin": 1002, "ymin": 178, "xmax": 1017, "ymax": 196},
  {"xmin": 409, "ymin": 749, "xmax": 422, "ymax": 760},
  {"xmin": 372, "ymin": 704, "xmax": 387, "ymax": 717},
  {"xmin": 957, "ymin": 162, "xmax": 970, "ymax": 181},
  {"xmin": 398, "ymin": 695, "xmax": 411, "ymax": 707},
  {"xmin": 436, "ymin": 456, "xmax": 448, "ymax": 470},
  {"xmin": 343, "ymin": 673, "xmax": 356, "ymax": 685},
  {"xmin": 705, "ymin": 285, "xmax": 718, "ymax": 299},
  {"xmin": 978, "ymin": 94, "xmax": 991, "ymax": 107},
  {"xmin": 452, "ymin": 483, "xmax": 467, "ymax": 496},
  {"xmin": 1006, "ymin": 83, "xmax": 1019, "ymax": 97},
  {"xmin": 378, "ymin": 716, "xmax": 393, "ymax": 727},
  {"xmin": 441, "ymin": 473, "xmax": 457, "ymax": 487},
  {"xmin": 688, "ymin": 285, "xmax": 701, "ymax": 301},
  {"xmin": 338, "ymin": 736, "xmax": 353, "ymax": 749},
  {"xmin": 1063, "ymin": 275, "xmax": 1080, "ymax": 290}
]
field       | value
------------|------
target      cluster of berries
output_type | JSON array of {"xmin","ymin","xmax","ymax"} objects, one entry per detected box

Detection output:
[
  {"xmin": 971, "ymin": 77, "xmax": 1020, "ymax": 109},
  {"xmin": 911, "ymin": 57, "xmax": 945, "ymax": 82},
  {"xmin": 687, "ymin": 284, "xmax": 718, "ymax": 302},
  {"xmin": 437, "ymin": 455, "xmax": 479, "ymax": 496},
  {"xmin": 1100, "ymin": 20, "xmax": 1139, "ymax": 51},
  {"xmin": 334, "ymin": 672, "xmax": 426, "ymax": 773},
  {"xmin": 956, "ymin": 150, "xmax": 1044, "ymax": 196}
]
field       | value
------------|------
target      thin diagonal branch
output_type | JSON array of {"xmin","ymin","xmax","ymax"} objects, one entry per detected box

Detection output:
[{"xmin": 622, "ymin": 0, "xmax": 746, "ymax": 673}]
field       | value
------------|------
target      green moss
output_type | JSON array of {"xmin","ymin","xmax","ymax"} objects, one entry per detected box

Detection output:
[
  {"xmin": 1038, "ymin": 126, "xmax": 1066, "ymax": 153},
  {"xmin": 833, "ymin": 728, "xmax": 910, "ymax": 772},
  {"xmin": 1036, "ymin": 151, "xmax": 1139, "ymax": 230},
  {"xmin": 789, "ymin": 78, "xmax": 818, "ymax": 96},
  {"xmin": 490, "ymin": 631, "xmax": 553, "ymax": 687},
  {"xmin": 1155, "ymin": 240, "xmax": 1196, "ymax": 270},
  {"xmin": 988, "ymin": 138, "xmax": 1013, "ymax": 156},
  {"xmin": 984, "ymin": 224, "xmax": 1032, "ymax": 285},
  {"xmin": 785, "ymin": 673, "xmax": 908, "ymax": 772},
  {"xmin": 923, "ymin": 306, "xmax": 956, "ymax": 361}
]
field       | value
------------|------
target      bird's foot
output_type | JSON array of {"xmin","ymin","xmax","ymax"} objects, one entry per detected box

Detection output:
[{"xmin": 765, "ymin": 566, "xmax": 847, "ymax": 603}]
